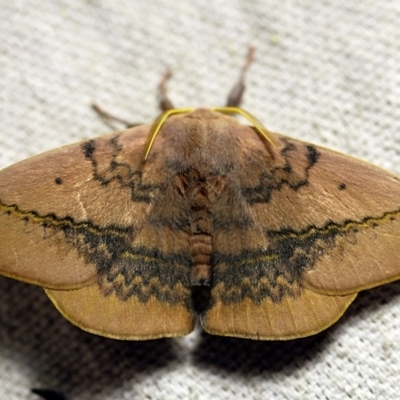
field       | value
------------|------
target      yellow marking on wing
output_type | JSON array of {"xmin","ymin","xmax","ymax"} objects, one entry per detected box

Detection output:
[
  {"xmin": 0, "ymin": 201, "xmax": 129, "ymax": 239},
  {"xmin": 272, "ymin": 209, "xmax": 400, "ymax": 242},
  {"xmin": 233, "ymin": 254, "xmax": 279, "ymax": 267},
  {"xmin": 121, "ymin": 251, "xmax": 167, "ymax": 265}
]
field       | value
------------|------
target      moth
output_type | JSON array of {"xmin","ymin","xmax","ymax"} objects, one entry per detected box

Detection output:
[{"xmin": 1, "ymin": 49, "xmax": 400, "ymax": 341}]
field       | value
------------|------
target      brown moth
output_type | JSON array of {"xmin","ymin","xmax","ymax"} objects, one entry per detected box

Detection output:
[{"xmin": 1, "ymin": 49, "xmax": 400, "ymax": 341}]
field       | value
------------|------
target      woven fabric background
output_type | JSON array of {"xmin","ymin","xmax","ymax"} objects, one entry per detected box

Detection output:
[{"xmin": 1, "ymin": 1, "xmax": 400, "ymax": 399}]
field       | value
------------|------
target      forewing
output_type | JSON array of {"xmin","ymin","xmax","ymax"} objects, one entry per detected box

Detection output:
[
  {"xmin": 0, "ymin": 127, "xmax": 195, "ymax": 338},
  {"xmin": 202, "ymin": 133, "xmax": 400, "ymax": 339}
]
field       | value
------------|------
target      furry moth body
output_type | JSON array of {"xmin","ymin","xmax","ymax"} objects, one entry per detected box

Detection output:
[
  {"xmin": 1, "ymin": 106, "xmax": 400, "ymax": 340},
  {"xmin": 1, "ymin": 55, "xmax": 400, "ymax": 340}
]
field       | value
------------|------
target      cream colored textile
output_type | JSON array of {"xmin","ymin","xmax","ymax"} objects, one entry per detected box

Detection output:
[{"xmin": 1, "ymin": 1, "xmax": 400, "ymax": 399}]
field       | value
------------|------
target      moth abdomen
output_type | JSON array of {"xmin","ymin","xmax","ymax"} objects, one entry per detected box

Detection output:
[{"xmin": 190, "ymin": 232, "xmax": 212, "ymax": 285}]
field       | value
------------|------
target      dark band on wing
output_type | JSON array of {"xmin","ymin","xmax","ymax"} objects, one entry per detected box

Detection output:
[
  {"xmin": 82, "ymin": 137, "xmax": 165, "ymax": 203},
  {"xmin": 211, "ymin": 208, "xmax": 400, "ymax": 304},
  {"xmin": 242, "ymin": 140, "xmax": 320, "ymax": 204},
  {"xmin": 0, "ymin": 200, "xmax": 192, "ymax": 305}
]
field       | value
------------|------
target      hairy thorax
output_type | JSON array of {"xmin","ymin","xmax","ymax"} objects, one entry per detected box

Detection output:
[
  {"xmin": 148, "ymin": 110, "xmax": 270, "ymax": 286},
  {"xmin": 161, "ymin": 111, "xmax": 243, "ymax": 285}
]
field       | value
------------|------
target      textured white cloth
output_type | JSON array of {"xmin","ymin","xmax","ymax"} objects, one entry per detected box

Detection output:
[{"xmin": 1, "ymin": 1, "xmax": 400, "ymax": 399}]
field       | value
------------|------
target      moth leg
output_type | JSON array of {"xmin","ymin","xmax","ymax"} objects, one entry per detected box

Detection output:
[
  {"xmin": 91, "ymin": 102, "xmax": 138, "ymax": 128},
  {"xmin": 226, "ymin": 46, "xmax": 255, "ymax": 107},
  {"xmin": 158, "ymin": 69, "xmax": 175, "ymax": 111}
]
